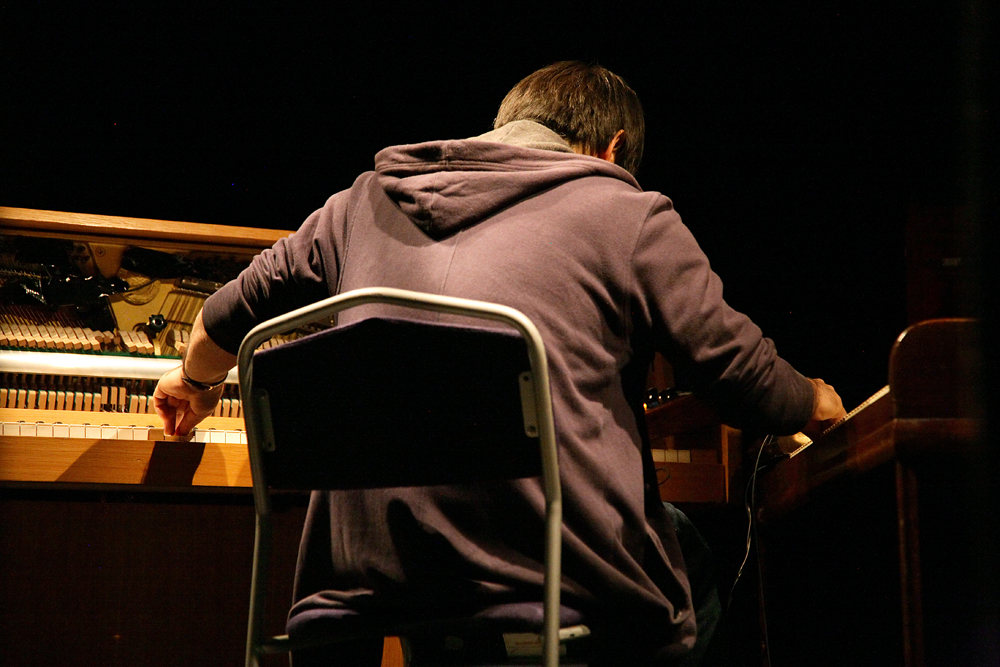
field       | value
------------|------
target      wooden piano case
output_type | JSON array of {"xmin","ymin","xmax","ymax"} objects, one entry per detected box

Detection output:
[{"xmin": 0, "ymin": 208, "xmax": 304, "ymax": 667}]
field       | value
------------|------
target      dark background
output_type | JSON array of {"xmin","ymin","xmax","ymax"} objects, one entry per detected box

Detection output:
[{"xmin": 1, "ymin": 1, "xmax": 992, "ymax": 411}]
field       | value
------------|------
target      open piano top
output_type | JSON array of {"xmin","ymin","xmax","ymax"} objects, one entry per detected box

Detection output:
[{"xmin": 0, "ymin": 207, "xmax": 293, "ymax": 488}]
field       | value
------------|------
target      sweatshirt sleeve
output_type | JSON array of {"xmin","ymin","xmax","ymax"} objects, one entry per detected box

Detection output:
[
  {"xmin": 201, "ymin": 194, "xmax": 349, "ymax": 355},
  {"xmin": 631, "ymin": 196, "xmax": 814, "ymax": 434}
]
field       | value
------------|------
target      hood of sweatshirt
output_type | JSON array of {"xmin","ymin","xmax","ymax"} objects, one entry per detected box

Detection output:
[{"xmin": 374, "ymin": 120, "xmax": 641, "ymax": 240}]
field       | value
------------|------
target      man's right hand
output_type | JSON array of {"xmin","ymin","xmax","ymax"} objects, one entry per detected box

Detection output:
[
  {"xmin": 153, "ymin": 366, "xmax": 225, "ymax": 436},
  {"xmin": 151, "ymin": 310, "xmax": 237, "ymax": 436}
]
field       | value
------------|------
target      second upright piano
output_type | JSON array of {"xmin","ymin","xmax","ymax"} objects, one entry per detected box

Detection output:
[{"xmin": 753, "ymin": 318, "xmax": 986, "ymax": 667}]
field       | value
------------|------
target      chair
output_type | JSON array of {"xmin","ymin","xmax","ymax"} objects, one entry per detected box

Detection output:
[{"xmin": 238, "ymin": 287, "xmax": 581, "ymax": 667}]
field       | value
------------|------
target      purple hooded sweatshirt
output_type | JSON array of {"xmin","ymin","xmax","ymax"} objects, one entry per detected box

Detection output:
[{"xmin": 202, "ymin": 121, "xmax": 815, "ymax": 659}]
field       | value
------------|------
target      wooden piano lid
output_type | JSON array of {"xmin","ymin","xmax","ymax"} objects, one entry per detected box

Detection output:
[
  {"xmin": 0, "ymin": 206, "xmax": 290, "ymax": 252},
  {"xmin": 890, "ymin": 318, "xmax": 982, "ymax": 420}
]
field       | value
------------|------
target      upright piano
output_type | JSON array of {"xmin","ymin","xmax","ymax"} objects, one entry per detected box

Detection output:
[
  {"xmin": 0, "ymin": 207, "xmax": 304, "ymax": 667},
  {"xmin": 754, "ymin": 318, "xmax": 988, "ymax": 667}
]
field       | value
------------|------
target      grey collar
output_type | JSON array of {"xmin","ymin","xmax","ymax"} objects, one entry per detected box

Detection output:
[{"xmin": 472, "ymin": 120, "xmax": 574, "ymax": 154}]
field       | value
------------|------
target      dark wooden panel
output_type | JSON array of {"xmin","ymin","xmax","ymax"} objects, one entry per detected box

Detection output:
[{"xmin": 0, "ymin": 487, "xmax": 307, "ymax": 667}]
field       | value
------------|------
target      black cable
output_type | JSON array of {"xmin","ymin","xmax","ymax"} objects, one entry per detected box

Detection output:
[{"xmin": 724, "ymin": 434, "xmax": 770, "ymax": 615}]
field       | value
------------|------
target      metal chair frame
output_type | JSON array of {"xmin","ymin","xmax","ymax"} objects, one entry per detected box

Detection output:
[{"xmin": 238, "ymin": 287, "xmax": 563, "ymax": 667}]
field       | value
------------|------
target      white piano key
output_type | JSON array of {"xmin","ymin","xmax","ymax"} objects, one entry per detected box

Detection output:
[
  {"xmin": 224, "ymin": 430, "xmax": 243, "ymax": 444},
  {"xmin": 101, "ymin": 426, "xmax": 118, "ymax": 439},
  {"xmin": 19, "ymin": 423, "xmax": 37, "ymax": 436},
  {"xmin": 37, "ymin": 423, "xmax": 54, "ymax": 437},
  {"xmin": 85, "ymin": 425, "xmax": 102, "ymax": 439},
  {"xmin": 53, "ymin": 424, "xmax": 70, "ymax": 438},
  {"xmin": 2, "ymin": 422, "xmax": 20, "ymax": 436},
  {"xmin": 209, "ymin": 430, "xmax": 226, "ymax": 444},
  {"xmin": 69, "ymin": 424, "xmax": 86, "ymax": 438}
]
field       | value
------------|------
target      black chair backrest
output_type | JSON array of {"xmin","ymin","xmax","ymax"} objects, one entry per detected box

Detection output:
[{"xmin": 250, "ymin": 317, "xmax": 542, "ymax": 491}]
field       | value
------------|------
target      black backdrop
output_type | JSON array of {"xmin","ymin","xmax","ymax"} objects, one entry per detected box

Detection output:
[{"xmin": 1, "ymin": 1, "xmax": 992, "ymax": 411}]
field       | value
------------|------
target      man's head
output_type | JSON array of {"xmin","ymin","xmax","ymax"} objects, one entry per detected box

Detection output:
[{"xmin": 494, "ymin": 61, "xmax": 645, "ymax": 175}]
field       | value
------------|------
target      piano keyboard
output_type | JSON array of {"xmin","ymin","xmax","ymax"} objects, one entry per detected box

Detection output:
[
  {"xmin": 0, "ymin": 404, "xmax": 250, "ymax": 487},
  {"xmin": 1, "ymin": 348, "xmax": 250, "ymax": 487},
  {"xmin": 0, "ymin": 411, "xmax": 247, "ymax": 444}
]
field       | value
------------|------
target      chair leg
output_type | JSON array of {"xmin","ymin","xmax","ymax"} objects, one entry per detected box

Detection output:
[{"xmin": 246, "ymin": 514, "xmax": 273, "ymax": 667}]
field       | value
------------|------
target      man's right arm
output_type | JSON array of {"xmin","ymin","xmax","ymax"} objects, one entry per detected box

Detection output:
[
  {"xmin": 153, "ymin": 195, "xmax": 350, "ymax": 435},
  {"xmin": 153, "ymin": 311, "xmax": 236, "ymax": 436}
]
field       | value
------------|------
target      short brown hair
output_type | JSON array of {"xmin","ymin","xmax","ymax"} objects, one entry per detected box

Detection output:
[{"xmin": 494, "ymin": 61, "xmax": 645, "ymax": 175}]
